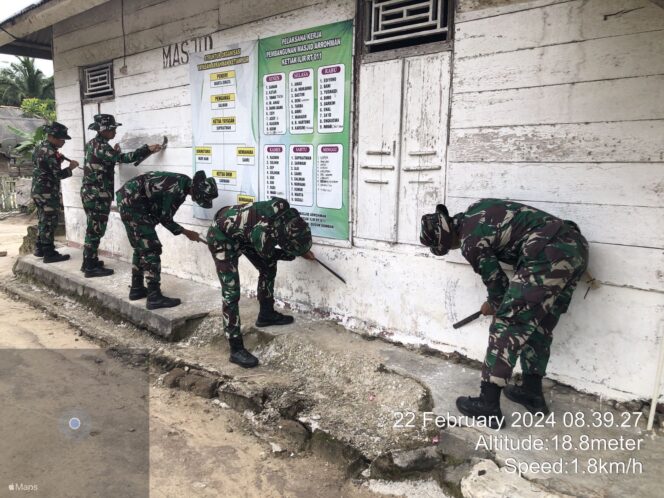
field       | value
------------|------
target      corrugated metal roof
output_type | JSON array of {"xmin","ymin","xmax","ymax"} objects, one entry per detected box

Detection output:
[
  {"xmin": 0, "ymin": 28, "xmax": 52, "ymax": 59},
  {"xmin": 0, "ymin": 1, "xmax": 52, "ymax": 26},
  {"xmin": 0, "ymin": 1, "xmax": 55, "ymax": 59}
]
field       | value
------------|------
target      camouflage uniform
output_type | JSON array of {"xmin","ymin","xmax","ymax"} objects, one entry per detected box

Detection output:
[
  {"xmin": 454, "ymin": 199, "xmax": 589, "ymax": 386},
  {"xmin": 206, "ymin": 198, "xmax": 312, "ymax": 339},
  {"xmin": 31, "ymin": 124, "xmax": 72, "ymax": 253},
  {"xmin": 115, "ymin": 172, "xmax": 191, "ymax": 285},
  {"xmin": 82, "ymin": 114, "xmax": 150, "ymax": 261}
]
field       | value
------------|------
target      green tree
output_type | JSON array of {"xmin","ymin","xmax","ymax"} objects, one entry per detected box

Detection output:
[
  {"xmin": 20, "ymin": 98, "xmax": 56, "ymax": 121},
  {"xmin": 0, "ymin": 57, "xmax": 54, "ymax": 106},
  {"xmin": 8, "ymin": 98, "xmax": 57, "ymax": 161}
]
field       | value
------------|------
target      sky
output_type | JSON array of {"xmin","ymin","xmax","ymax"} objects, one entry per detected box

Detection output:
[{"xmin": 0, "ymin": 1, "xmax": 54, "ymax": 76}]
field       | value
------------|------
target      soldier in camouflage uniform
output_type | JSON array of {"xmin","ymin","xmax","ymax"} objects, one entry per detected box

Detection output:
[
  {"xmin": 31, "ymin": 122, "xmax": 79, "ymax": 263},
  {"xmin": 420, "ymin": 199, "xmax": 589, "ymax": 428},
  {"xmin": 206, "ymin": 197, "xmax": 315, "ymax": 368},
  {"xmin": 116, "ymin": 171, "xmax": 218, "ymax": 309},
  {"xmin": 81, "ymin": 114, "xmax": 162, "ymax": 278}
]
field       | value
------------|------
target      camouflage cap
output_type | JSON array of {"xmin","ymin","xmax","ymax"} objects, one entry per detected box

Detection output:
[
  {"xmin": 191, "ymin": 170, "xmax": 219, "ymax": 208},
  {"xmin": 43, "ymin": 121, "xmax": 71, "ymax": 139},
  {"xmin": 88, "ymin": 114, "xmax": 122, "ymax": 132},
  {"xmin": 420, "ymin": 204, "xmax": 454, "ymax": 256},
  {"xmin": 277, "ymin": 208, "xmax": 312, "ymax": 257}
]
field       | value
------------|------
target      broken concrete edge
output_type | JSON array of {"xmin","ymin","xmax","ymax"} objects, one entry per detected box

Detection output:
[
  {"xmin": 6, "ymin": 263, "xmax": 661, "ymax": 423},
  {"xmin": 0, "ymin": 277, "xmax": 505, "ymax": 490},
  {"xmin": 288, "ymin": 299, "xmax": 664, "ymax": 420},
  {"xmin": 12, "ymin": 257, "xmax": 204, "ymax": 340},
  {"xmin": 280, "ymin": 297, "xmax": 489, "ymax": 370},
  {"xmin": 0, "ymin": 279, "xmax": 404, "ymax": 476},
  {"xmin": 0, "ymin": 279, "xmax": 615, "ymax": 496},
  {"xmin": 4, "ymin": 273, "xmax": 661, "ymax": 497},
  {"xmin": 376, "ymin": 362, "xmax": 435, "ymax": 412}
]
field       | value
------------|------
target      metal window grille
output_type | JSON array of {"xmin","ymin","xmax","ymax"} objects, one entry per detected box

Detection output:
[
  {"xmin": 82, "ymin": 62, "xmax": 114, "ymax": 99},
  {"xmin": 366, "ymin": 0, "xmax": 451, "ymax": 49}
]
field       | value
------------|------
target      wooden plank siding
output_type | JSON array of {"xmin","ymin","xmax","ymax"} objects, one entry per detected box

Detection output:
[
  {"xmin": 456, "ymin": 0, "xmax": 664, "ymax": 57},
  {"xmin": 53, "ymin": 0, "xmax": 356, "ymax": 239},
  {"xmin": 447, "ymin": 0, "xmax": 664, "ymax": 294}
]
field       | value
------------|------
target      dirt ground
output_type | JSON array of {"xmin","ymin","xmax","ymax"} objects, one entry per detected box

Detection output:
[{"xmin": 0, "ymin": 215, "xmax": 382, "ymax": 498}]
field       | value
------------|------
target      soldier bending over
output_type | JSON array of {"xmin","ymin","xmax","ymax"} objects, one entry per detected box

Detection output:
[
  {"xmin": 206, "ymin": 197, "xmax": 315, "ymax": 368},
  {"xmin": 116, "ymin": 171, "xmax": 217, "ymax": 309},
  {"xmin": 420, "ymin": 199, "xmax": 588, "ymax": 428}
]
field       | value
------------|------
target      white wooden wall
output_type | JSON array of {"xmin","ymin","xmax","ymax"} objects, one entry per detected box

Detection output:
[
  {"xmin": 53, "ymin": 0, "xmax": 356, "ymax": 273},
  {"xmin": 50, "ymin": 0, "xmax": 664, "ymax": 400},
  {"xmin": 350, "ymin": 0, "xmax": 663, "ymax": 399},
  {"xmin": 449, "ymin": 0, "xmax": 664, "ymax": 292},
  {"xmin": 442, "ymin": 0, "xmax": 664, "ymax": 397}
]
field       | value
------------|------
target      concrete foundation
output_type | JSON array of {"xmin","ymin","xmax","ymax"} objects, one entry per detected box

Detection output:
[
  {"xmin": 5, "ymin": 250, "xmax": 664, "ymax": 497},
  {"xmin": 14, "ymin": 247, "xmax": 218, "ymax": 340}
]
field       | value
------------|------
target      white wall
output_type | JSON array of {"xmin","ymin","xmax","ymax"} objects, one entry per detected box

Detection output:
[
  {"xmin": 446, "ymin": 0, "xmax": 664, "ymax": 399},
  {"xmin": 53, "ymin": 0, "xmax": 664, "ymax": 401}
]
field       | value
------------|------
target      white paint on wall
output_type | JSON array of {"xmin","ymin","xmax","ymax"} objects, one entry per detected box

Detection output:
[{"xmin": 52, "ymin": 0, "xmax": 664, "ymax": 402}]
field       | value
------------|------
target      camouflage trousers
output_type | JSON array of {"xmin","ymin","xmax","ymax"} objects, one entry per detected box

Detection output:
[
  {"xmin": 207, "ymin": 226, "xmax": 278, "ymax": 339},
  {"xmin": 118, "ymin": 204, "xmax": 162, "ymax": 285},
  {"xmin": 82, "ymin": 189, "xmax": 112, "ymax": 260},
  {"xmin": 482, "ymin": 227, "xmax": 589, "ymax": 386},
  {"xmin": 33, "ymin": 197, "xmax": 59, "ymax": 250}
]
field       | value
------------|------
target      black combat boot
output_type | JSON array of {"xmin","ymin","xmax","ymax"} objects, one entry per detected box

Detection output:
[
  {"xmin": 146, "ymin": 282, "xmax": 181, "ymax": 310},
  {"xmin": 255, "ymin": 299, "xmax": 294, "ymax": 327},
  {"xmin": 456, "ymin": 381, "xmax": 505, "ymax": 429},
  {"xmin": 42, "ymin": 247, "xmax": 70, "ymax": 263},
  {"xmin": 228, "ymin": 336, "xmax": 259, "ymax": 368},
  {"xmin": 80, "ymin": 258, "xmax": 105, "ymax": 271},
  {"xmin": 33, "ymin": 243, "xmax": 43, "ymax": 257},
  {"xmin": 504, "ymin": 374, "xmax": 549, "ymax": 414},
  {"xmin": 128, "ymin": 272, "xmax": 147, "ymax": 300},
  {"xmin": 83, "ymin": 256, "xmax": 114, "ymax": 278}
]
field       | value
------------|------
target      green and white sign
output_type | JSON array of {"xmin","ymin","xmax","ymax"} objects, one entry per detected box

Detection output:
[
  {"xmin": 190, "ymin": 41, "xmax": 260, "ymax": 219},
  {"xmin": 190, "ymin": 21, "xmax": 353, "ymax": 239},
  {"xmin": 258, "ymin": 20, "xmax": 353, "ymax": 240}
]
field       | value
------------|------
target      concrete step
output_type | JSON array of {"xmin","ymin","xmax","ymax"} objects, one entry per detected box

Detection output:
[
  {"xmin": 14, "ymin": 247, "xmax": 220, "ymax": 340},
  {"xmin": 8, "ymin": 247, "xmax": 664, "ymax": 497}
]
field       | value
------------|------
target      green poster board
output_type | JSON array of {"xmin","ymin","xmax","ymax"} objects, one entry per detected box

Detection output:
[{"xmin": 258, "ymin": 20, "xmax": 353, "ymax": 240}]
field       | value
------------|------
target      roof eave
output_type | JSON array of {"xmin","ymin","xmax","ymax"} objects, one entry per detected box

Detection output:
[{"xmin": 0, "ymin": 0, "xmax": 112, "ymax": 59}]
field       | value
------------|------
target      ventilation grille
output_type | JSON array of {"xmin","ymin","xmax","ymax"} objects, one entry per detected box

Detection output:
[
  {"xmin": 367, "ymin": 0, "xmax": 449, "ymax": 47},
  {"xmin": 82, "ymin": 62, "xmax": 114, "ymax": 99}
]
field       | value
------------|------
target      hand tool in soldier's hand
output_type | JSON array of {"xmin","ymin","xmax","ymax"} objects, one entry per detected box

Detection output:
[
  {"xmin": 134, "ymin": 135, "xmax": 168, "ymax": 166},
  {"xmin": 453, "ymin": 310, "xmax": 482, "ymax": 329},
  {"xmin": 58, "ymin": 153, "xmax": 83, "ymax": 169},
  {"xmin": 314, "ymin": 257, "xmax": 346, "ymax": 285}
]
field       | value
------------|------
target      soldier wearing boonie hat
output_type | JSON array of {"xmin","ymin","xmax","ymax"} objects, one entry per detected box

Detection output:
[
  {"xmin": 115, "ymin": 171, "xmax": 217, "ymax": 310},
  {"xmin": 206, "ymin": 197, "xmax": 315, "ymax": 368},
  {"xmin": 31, "ymin": 122, "xmax": 79, "ymax": 263},
  {"xmin": 80, "ymin": 114, "xmax": 163, "ymax": 278}
]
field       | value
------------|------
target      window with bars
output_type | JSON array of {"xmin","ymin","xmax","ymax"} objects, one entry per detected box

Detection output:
[
  {"xmin": 81, "ymin": 62, "xmax": 114, "ymax": 100},
  {"xmin": 365, "ymin": 0, "xmax": 452, "ymax": 52}
]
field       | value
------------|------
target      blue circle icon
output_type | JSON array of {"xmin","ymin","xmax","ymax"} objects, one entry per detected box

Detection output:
[{"xmin": 69, "ymin": 417, "xmax": 81, "ymax": 430}]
